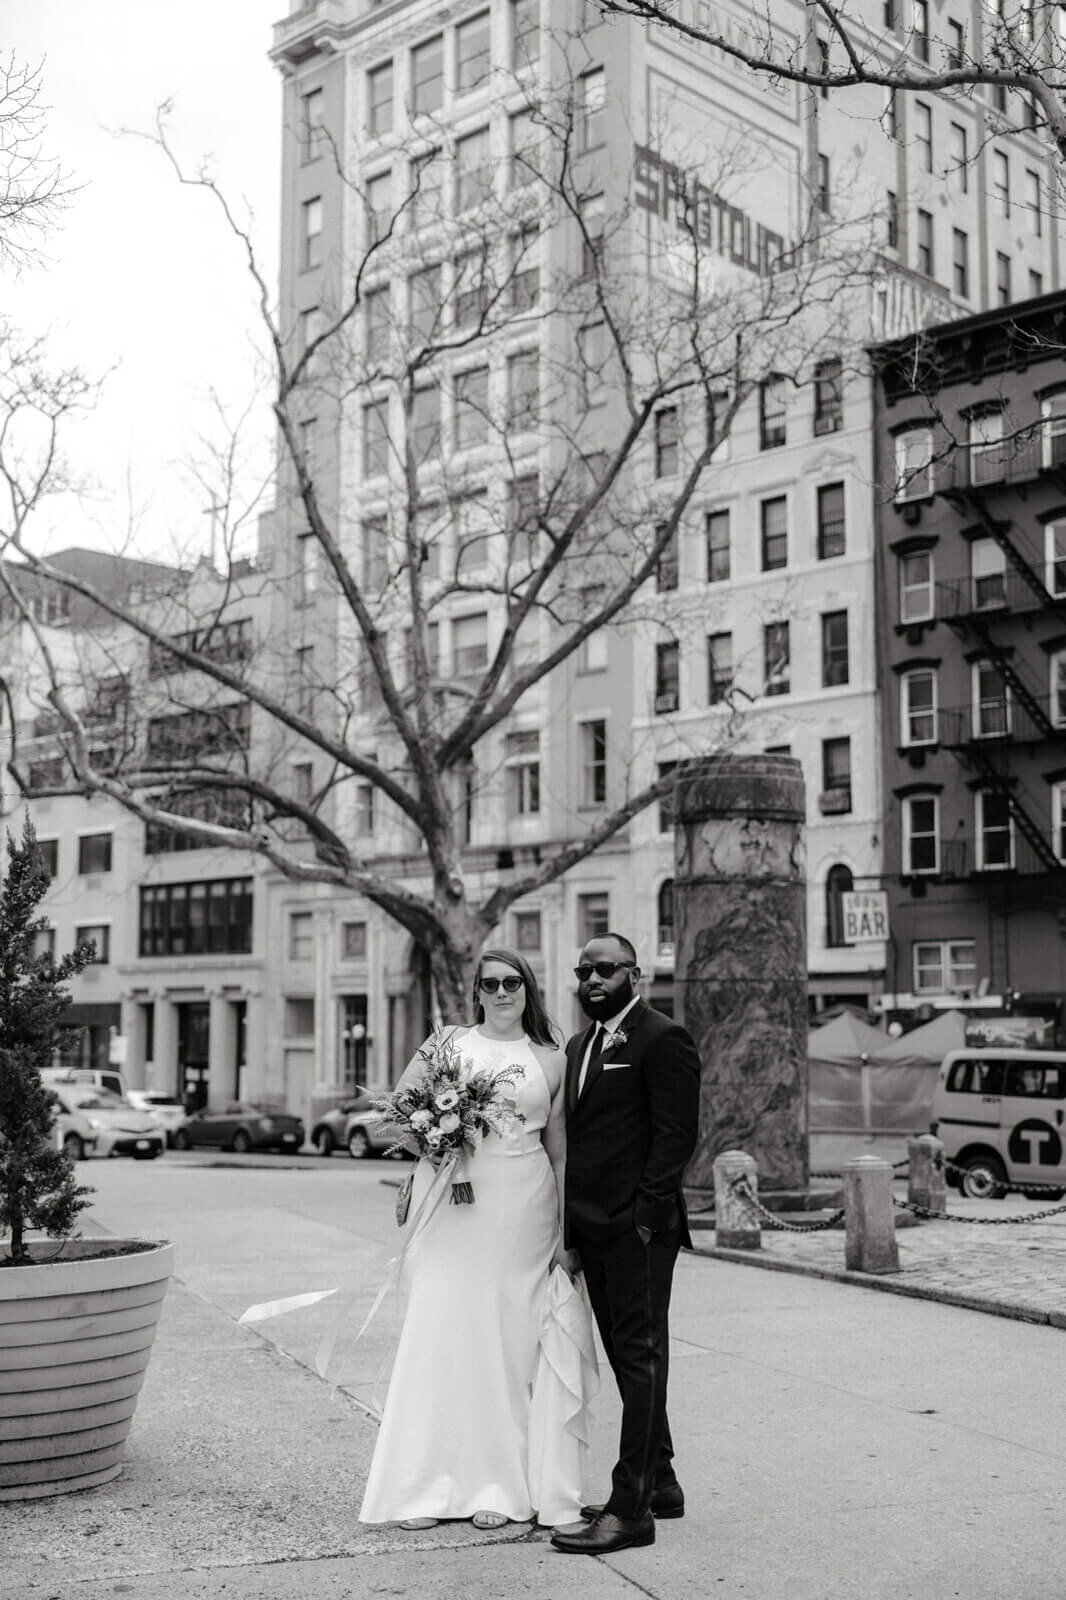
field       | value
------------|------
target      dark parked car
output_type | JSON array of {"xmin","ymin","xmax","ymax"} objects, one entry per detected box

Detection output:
[
  {"xmin": 309, "ymin": 1090, "xmax": 373, "ymax": 1156},
  {"xmin": 172, "ymin": 1101, "xmax": 305, "ymax": 1154}
]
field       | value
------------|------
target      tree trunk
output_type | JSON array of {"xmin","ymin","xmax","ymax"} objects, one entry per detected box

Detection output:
[{"xmin": 425, "ymin": 898, "xmax": 490, "ymax": 1024}]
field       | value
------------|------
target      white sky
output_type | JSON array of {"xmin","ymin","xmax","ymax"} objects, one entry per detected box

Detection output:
[{"xmin": 5, "ymin": 1, "xmax": 282, "ymax": 564}]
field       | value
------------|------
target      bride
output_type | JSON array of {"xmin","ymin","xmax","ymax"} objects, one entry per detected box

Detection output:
[{"xmin": 358, "ymin": 948, "xmax": 583, "ymax": 1530}]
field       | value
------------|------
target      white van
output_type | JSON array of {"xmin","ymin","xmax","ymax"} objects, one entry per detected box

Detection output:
[
  {"xmin": 42, "ymin": 1066, "xmax": 129, "ymax": 1101},
  {"xmin": 931, "ymin": 1049, "xmax": 1066, "ymax": 1199}
]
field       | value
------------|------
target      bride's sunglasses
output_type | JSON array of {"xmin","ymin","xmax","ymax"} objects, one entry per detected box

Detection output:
[{"xmin": 478, "ymin": 975, "xmax": 524, "ymax": 994}]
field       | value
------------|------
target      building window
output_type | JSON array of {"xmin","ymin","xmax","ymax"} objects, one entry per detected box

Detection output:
[
  {"xmin": 411, "ymin": 148, "xmax": 443, "ymax": 227},
  {"xmin": 976, "ymin": 790, "xmax": 1014, "ymax": 871},
  {"xmin": 952, "ymin": 228, "xmax": 969, "ymax": 298},
  {"xmin": 579, "ymin": 192, "xmax": 604, "ymax": 279},
  {"xmin": 411, "ymin": 36, "xmax": 444, "ymax": 115},
  {"xmin": 362, "ymin": 514, "xmax": 389, "ymax": 592},
  {"xmin": 992, "ymin": 150, "xmax": 1010, "ymax": 217},
  {"xmin": 915, "ymin": 101, "xmax": 932, "ymax": 169},
  {"xmin": 139, "ymin": 879, "xmax": 253, "ymax": 958},
  {"xmin": 706, "ymin": 509, "xmax": 730, "ymax": 581},
  {"xmin": 657, "ymin": 880, "xmax": 674, "ymax": 957},
  {"xmin": 507, "ymin": 350, "xmax": 539, "ymax": 433},
  {"xmin": 886, "ymin": 189, "xmax": 899, "ymax": 250},
  {"xmin": 914, "ymin": 939, "xmax": 977, "ymax": 994},
  {"xmin": 363, "ymin": 398, "xmax": 390, "ymax": 478},
  {"xmin": 580, "ymin": 719, "xmax": 607, "ymax": 806},
  {"xmin": 816, "ymin": 483, "xmax": 845, "ymax": 559},
  {"xmin": 657, "ymin": 759, "xmax": 677, "ymax": 832},
  {"xmin": 302, "ymin": 87, "xmax": 325, "ymax": 162},
  {"xmin": 455, "ymin": 365, "xmax": 490, "ymax": 450},
  {"xmin": 456, "ymin": 12, "xmax": 491, "ymax": 93},
  {"xmin": 295, "ymin": 645, "xmax": 316, "ymax": 718},
  {"xmin": 339, "ymin": 920, "xmax": 367, "ymax": 961},
  {"xmin": 816, "ymin": 153, "xmax": 831, "ymax": 215},
  {"xmin": 367, "ymin": 61, "xmax": 393, "ymax": 135},
  {"xmin": 456, "ymin": 126, "xmax": 492, "ymax": 211},
  {"xmin": 911, "ymin": 0, "xmax": 929, "ymax": 61},
  {"xmin": 972, "ymin": 660, "xmax": 1011, "ymax": 738},
  {"xmin": 759, "ymin": 375, "xmax": 787, "ymax": 449},
  {"xmin": 1026, "ymin": 170, "xmax": 1043, "ymax": 236},
  {"xmin": 514, "ymin": 909, "xmax": 541, "ymax": 951},
  {"xmin": 916, "ymin": 209, "xmax": 934, "ymax": 276},
  {"xmin": 453, "ymin": 612, "xmax": 489, "ymax": 679},
  {"xmin": 289, "ymin": 911, "xmax": 313, "ymax": 961},
  {"xmin": 1049, "ymin": 650, "xmax": 1066, "ymax": 728},
  {"xmin": 886, "ymin": 87, "xmax": 899, "ymax": 140},
  {"xmin": 894, "ymin": 427, "xmax": 934, "ymax": 501},
  {"xmin": 900, "ymin": 549, "xmax": 934, "ymax": 622},
  {"xmin": 949, "ymin": 123, "xmax": 968, "ymax": 192},
  {"xmin": 577, "ymin": 891, "xmax": 609, "ymax": 944},
  {"xmin": 654, "ymin": 641, "xmax": 680, "ymax": 713},
  {"xmin": 821, "ymin": 610, "xmax": 849, "ymax": 687},
  {"xmin": 656, "ymin": 524, "xmax": 679, "ymax": 591},
  {"xmin": 821, "ymin": 737, "xmax": 852, "ymax": 813},
  {"xmin": 408, "ymin": 265, "xmax": 441, "ymax": 347},
  {"xmin": 35, "ymin": 838, "xmax": 58, "ymax": 878},
  {"xmin": 1042, "ymin": 394, "xmax": 1066, "ymax": 469},
  {"xmin": 903, "ymin": 794, "xmax": 939, "ymax": 874},
  {"xmin": 654, "ymin": 407, "xmax": 679, "ymax": 477},
  {"xmin": 971, "ymin": 537, "xmax": 1007, "ymax": 609},
  {"xmin": 578, "ymin": 588, "xmax": 607, "ymax": 672},
  {"xmin": 509, "ymin": 108, "xmax": 538, "ymax": 188},
  {"xmin": 577, "ymin": 68, "xmax": 605, "ymax": 151},
  {"xmin": 825, "ymin": 863, "xmax": 854, "ymax": 948},
  {"xmin": 34, "ymin": 924, "xmax": 55, "ymax": 963},
  {"xmin": 996, "ymin": 252, "xmax": 1012, "ymax": 306},
  {"xmin": 1045, "ymin": 520, "xmax": 1066, "ymax": 595},
  {"xmin": 354, "ymin": 782, "xmax": 375, "ymax": 835},
  {"xmin": 707, "ymin": 631, "xmax": 733, "ymax": 704},
  {"xmin": 75, "ymin": 924, "xmax": 110, "ymax": 964},
  {"xmin": 578, "ymin": 320, "xmax": 607, "ymax": 407},
  {"xmin": 1030, "ymin": 270, "xmax": 1045, "ymax": 298},
  {"xmin": 1053, "ymin": 782, "xmax": 1066, "ymax": 861},
  {"xmin": 505, "ymin": 730, "xmax": 540, "ymax": 815},
  {"xmin": 292, "ymin": 762, "xmax": 313, "ymax": 803},
  {"xmin": 760, "ymin": 495, "xmax": 788, "ymax": 570},
  {"xmin": 763, "ymin": 622, "xmax": 790, "ymax": 697},
  {"xmin": 302, "ymin": 197, "xmax": 323, "ymax": 269},
  {"xmin": 366, "ymin": 170, "xmax": 392, "ymax": 243},
  {"xmin": 365, "ymin": 286, "xmax": 390, "ymax": 365},
  {"xmin": 511, "ymin": 0, "xmax": 539, "ymax": 70},
  {"xmin": 286, "ymin": 998, "xmax": 315, "ymax": 1037},
  {"xmin": 77, "ymin": 833, "xmax": 112, "ymax": 875},
  {"xmin": 813, "ymin": 358, "xmax": 842, "ymax": 435},
  {"xmin": 454, "ymin": 250, "xmax": 491, "ymax": 330},
  {"xmin": 511, "ymin": 225, "xmax": 539, "ymax": 311},
  {"xmin": 411, "ymin": 383, "xmax": 441, "ymax": 463},
  {"xmin": 946, "ymin": 18, "xmax": 964, "ymax": 68}
]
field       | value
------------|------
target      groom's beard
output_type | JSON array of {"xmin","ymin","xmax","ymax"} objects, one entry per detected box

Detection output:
[{"xmin": 579, "ymin": 989, "xmax": 630, "ymax": 1022}]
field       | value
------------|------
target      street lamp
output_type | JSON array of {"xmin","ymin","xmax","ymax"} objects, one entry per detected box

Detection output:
[{"xmin": 342, "ymin": 1021, "xmax": 371, "ymax": 1087}]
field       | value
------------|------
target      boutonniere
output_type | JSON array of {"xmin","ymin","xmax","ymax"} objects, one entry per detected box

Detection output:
[{"xmin": 602, "ymin": 1026, "xmax": 628, "ymax": 1052}]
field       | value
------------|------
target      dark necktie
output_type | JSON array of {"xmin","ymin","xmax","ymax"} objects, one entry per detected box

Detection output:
[{"xmin": 578, "ymin": 1023, "xmax": 605, "ymax": 1099}]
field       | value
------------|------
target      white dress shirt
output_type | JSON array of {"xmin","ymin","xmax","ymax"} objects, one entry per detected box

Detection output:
[{"xmin": 577, "ymin": 992, "xmax": 641, "ymax": 1098}]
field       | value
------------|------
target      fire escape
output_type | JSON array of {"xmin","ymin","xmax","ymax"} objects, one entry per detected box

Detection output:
[{"xmin": 939, "ymin": 423, "xmax": 1066, "ymax": 880}]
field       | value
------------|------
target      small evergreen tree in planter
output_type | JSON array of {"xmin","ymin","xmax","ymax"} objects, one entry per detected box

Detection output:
[
  {"xmin": 0, "ymin": 815, "xmax": 95, "ymax": 1266},
  {"xmin": 0, "ymin": 816, "xmax": 175, "ymax": 1499}
]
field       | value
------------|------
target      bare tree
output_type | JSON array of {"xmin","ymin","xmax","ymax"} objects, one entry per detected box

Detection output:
[
  {"xmin": 0, "ymin": 54, "xmax": 72, "ymax": 270},
  {"xmin": 0, "ymin": 49, "xmax": 881, "ymax": 1017}
]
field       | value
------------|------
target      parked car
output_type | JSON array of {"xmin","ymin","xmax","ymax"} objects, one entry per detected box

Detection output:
[
  {"xmin": 48, "ymin": 1090, "xmax": 98, "ymax": 1162},
  {"xmin": 126, "ymin": 1089, "xmax": 187, "ymax": 1147},
  {"xmin": 172, "ymin": 1101, "xmax": 305, "ymax": 1154},
  {"xmin": 932, "ymin": 1048, "xmax": 1066, "ymax": 1198},
  {"xmin": 343, "ymin": 1108, "xmax": 410, "ymax": 1161},
  {"xmin": 50, "ymin": 1083, "xmax": 165, "ymax": 1160},
  {"xmin": 309, "ymin": 1090, "xmax": 374, "ymax": 1156}
]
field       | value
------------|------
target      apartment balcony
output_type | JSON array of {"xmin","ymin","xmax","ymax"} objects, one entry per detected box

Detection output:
[
  {"xmin": 935, "ymin": 572, "xmax": 1059, "ymax": 625},
  {"xmin": 271, "ymin": 0, "xmax": 348, "ymax": 65},
  {"xmin": 906, "ymin": 833, "xmax": 1065, "ymax": 882}
]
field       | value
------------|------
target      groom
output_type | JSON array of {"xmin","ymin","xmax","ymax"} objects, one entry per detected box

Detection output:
[{"xmin": 551, "ymin": 932, "xmax": 701, "ymax": 1556}]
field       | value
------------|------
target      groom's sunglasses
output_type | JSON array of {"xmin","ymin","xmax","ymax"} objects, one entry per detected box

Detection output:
[
  {"xmin": 478, "ymin": 975, "xmax": 524, "ymax": 994},
  {"xmin": 574, "ymin": 960, "xmax": 636, "ymax": 982}
]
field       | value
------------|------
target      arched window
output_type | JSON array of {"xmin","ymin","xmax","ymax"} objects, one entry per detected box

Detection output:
[
  {"xmin": 657, "ymin": 879, "xmax": 674, "ymax": 956},
  {"xmin": 825, "ymin": 864, "xmax": 853, "ymax": 948}
]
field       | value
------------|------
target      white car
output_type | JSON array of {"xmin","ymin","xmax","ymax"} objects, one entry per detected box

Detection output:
[
  {"xmin": 51, "ymin": 1083, "xmax": 165, "ymax": 1161},
  {"xmin": 125, "ymin": 1089, "xmax": 187, "ymax": 1147}
]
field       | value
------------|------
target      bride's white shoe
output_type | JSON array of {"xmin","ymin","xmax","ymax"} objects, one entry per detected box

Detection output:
[
  {"xmin": 471, "ymin": 1511, "xmax": 509, "ymax": 1529},
  {"xmin": 399, "ymin": 1517, "xmax": 439, "ymax": 1530}
]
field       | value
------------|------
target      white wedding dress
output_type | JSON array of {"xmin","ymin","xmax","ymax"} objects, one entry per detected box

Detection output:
[{"xmin": 359, "ymin": 1027, "xmax": 594, "ymax": 1526}]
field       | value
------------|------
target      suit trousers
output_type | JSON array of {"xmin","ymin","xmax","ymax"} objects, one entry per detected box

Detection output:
[{"xmin": 575, "ymin": 1223, "xmax": 681, "ymax": 1521}]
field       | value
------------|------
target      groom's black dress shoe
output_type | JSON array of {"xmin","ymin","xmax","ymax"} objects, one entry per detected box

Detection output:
[
  {"xmin": 551, "ymin": 1510, "xmax": 656, "ymax": 1554},
  {"xmin": 579, "ymin": 1483, "xmax": 685, "ymax": 1522}
]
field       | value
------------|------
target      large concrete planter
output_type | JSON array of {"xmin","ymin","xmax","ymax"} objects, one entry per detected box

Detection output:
[{"xmin": 0, "ymin": 1238, "xmax": 173, "ymax": 1500}]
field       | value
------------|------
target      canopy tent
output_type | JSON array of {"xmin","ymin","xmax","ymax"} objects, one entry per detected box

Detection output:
[
  {"xmin": 808, "ymin": 1013, "xmax": 890, "ymax": 1134},
  {"xmin": 873, "ymin": 1009, "xmax": 967, "ymax": 1068}
]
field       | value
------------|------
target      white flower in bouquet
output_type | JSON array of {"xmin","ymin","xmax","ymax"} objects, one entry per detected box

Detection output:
[
  {"xmin": 425, "ymin": 1127, "xmax": 444, "ymax": 1148},
  {"xmin": 434, "ymin": 1088, "xmax": 460, "ymax": 1111},
  {"xmin": 438, "ymin": 1111, "xmax": 461, "ymax": 1134},
  {"xmin": 410, "ymin": 1109, "xmax": 433, "ymax": 1129}
]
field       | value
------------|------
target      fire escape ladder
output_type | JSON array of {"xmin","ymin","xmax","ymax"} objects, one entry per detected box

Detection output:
[
  {"xmin": 963, "ymin": 744, "xmax": 1062, "ymax": 872},
  {"xmin": 971, "ymin": 621, "xmax": 1056, "ymax": 738},
  {"xmin": 964, "ymin": 492, "xmax": 1066, "ymax": 626}
]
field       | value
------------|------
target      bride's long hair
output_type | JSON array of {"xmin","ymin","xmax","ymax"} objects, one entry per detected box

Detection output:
[{"xmin": 472, "ymin": 948, "xmax": 560, "ymax": 1047}]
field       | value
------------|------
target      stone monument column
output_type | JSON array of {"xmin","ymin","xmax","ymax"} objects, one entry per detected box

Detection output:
[{"xmin": 675, "ymin": 753, "xmax": 808, "ymax": 1196}]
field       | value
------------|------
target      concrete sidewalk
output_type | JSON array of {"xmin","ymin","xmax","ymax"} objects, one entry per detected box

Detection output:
[{"xmin": 7, "ymin": 1174, "xmax": 1066, "ymax": 1599}]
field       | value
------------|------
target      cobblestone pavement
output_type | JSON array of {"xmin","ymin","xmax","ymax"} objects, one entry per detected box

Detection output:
[{"xmin": 690, "ymin": 1187, "xmax": 1066, "ymax": 1327}]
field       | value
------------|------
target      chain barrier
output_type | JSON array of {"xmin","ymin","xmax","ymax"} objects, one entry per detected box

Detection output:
[
  {"xmin": 893, "ymin": 1194, "xmax": 1066, "ymax": 1224},
  {"xmin": 942, "ymin": 1157, "xmax": 1066, "ymax": 1196},
  {"xmin": 730, "ymin": 1176, "xmax": 845, "ymax": 1233}
]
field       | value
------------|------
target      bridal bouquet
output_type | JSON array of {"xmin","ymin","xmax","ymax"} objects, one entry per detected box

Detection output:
[{"xmin": 372, "ymin": 1027, "xmax": 526, "ymax": 1204}]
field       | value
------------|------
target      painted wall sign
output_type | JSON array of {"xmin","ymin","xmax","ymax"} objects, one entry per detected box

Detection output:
[
  {"xmin": 841, "ymin": 890, "xmax": 889, "ymax": 944},
  {"xmin": 633, "ymin": 142, "xmax": 789, "ymax": 278}
]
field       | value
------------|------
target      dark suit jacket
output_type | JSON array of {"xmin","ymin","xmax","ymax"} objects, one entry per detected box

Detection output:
[{"xmin": 563, "ymin": 998, "xmax": 701, "ymax": 1249}]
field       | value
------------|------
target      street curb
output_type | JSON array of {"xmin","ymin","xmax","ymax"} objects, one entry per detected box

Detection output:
[{"xmin": 688, "ymin": 1239, "xmax": 1066, "ymax": 1329}]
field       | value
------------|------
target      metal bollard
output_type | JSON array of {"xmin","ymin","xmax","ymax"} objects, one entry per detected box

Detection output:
[
  {"xmin": 713, "ymin": 1150, "xmax": 761, "ymax": 1249},
  {"xmin": 842, "ymin": 1155, "xmax": 900, "ymax": 1274},
  {"xmin": 907, "ymin": 1134, "xmax": 946, "ymax": 1216}
]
